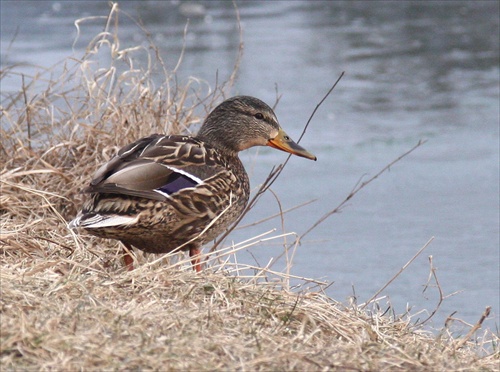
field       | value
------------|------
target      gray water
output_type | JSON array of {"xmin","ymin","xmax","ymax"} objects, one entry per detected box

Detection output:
[{"xmin": 1, "ymin": 1, "xmax": 498, "ymax": 332}]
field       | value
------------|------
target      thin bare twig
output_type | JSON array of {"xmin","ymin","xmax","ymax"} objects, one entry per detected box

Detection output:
[
  {"xmin": 227, "ymin": 1, "xmax": 244, "ymax": 91},
  {"xmin": 262, "ymin": 72, "xmax": 345, "ymax": 193},
  {"xmin": 412, "ymin": 255, "xmax": 444, "ymax": 327},
  {"xmin": 21, "ymin": 74, "xmax": 32, "ymax": 151},
  {"xmin": 299, "ymin": 72, "xmax": 344, "ymax": 143},
  {"xmin": 276, "ymin": 72, "xmax": 345, "ymax": 178},
  {"xmin": 209, "ymin": 74, "xmax": 343, "ymax": 252},
  {"xmin": 360, "ymin": 237, "xmax": 435, "ymax": 310},
  {"xmin": 454, "ymin": 306, "xmax": 492, "ymax": 350},
  {"xmin": 236, "ymin": 198, "xmax": 317, "ymax": 230},
  {"xmin": 300, "ymin": 139, "xmax": 428, "ymax": 240}
]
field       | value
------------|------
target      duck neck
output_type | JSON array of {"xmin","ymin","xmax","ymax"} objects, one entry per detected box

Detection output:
[{"xmin": 197, "ymin": 128, "xmax": 240, "ymax": 157}]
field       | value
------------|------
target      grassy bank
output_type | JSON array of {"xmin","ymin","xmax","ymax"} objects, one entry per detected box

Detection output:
[
  {"xmin": 1, "ymin": 5, "xmax": 498, "ymax": 370},
  {"xmin": 1, "ymin": 257, "xmax": 497, "ymax": 371}
]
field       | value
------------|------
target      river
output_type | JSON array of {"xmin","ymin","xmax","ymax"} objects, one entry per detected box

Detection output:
[{"xmin": 1, "ymin": 0, "xmax": 498, "ymax": 331}]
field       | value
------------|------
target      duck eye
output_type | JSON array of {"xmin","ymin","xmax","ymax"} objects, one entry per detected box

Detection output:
[{"xmin": 254, "ymin": 113, "xmax": 264, "ymax": 120}]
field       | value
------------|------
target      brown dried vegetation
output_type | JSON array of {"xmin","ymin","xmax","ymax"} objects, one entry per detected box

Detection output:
[{"xmin": 1, "ymin": 6, "xmax": 498, "ymax": 371}]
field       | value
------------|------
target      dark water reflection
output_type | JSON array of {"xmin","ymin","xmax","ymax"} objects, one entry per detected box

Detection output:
[{"xmin": 1, "ymin": 1, "xmax": 498, "ymax": 330}]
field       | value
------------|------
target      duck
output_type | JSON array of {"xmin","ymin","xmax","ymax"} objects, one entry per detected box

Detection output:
[{"xmin": 69, "ymin": 96, "xmax": 316, "ymax": 272}]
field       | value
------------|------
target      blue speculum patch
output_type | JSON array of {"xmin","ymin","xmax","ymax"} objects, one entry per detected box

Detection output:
[{"xmin": 157, "ymin": 173, "xmax": 199, "ymax": 195}]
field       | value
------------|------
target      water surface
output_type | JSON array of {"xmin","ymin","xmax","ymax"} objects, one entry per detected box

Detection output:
[{"xmin": 1, "ymin": 1, "xmax": 498, "ymax": 330}]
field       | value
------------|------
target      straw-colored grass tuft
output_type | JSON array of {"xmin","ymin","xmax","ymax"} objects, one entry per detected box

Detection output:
[{"xmin": 1, "ymin": 5, "xmax": 498, "ymax": 371}]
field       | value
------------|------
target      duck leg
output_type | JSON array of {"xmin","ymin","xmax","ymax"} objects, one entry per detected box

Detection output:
[
  {"xmin": 189, "ymin": 246, "xmax": 202, "ymax": 273},
  {"xmin": 122, "ymin": 243, "xmax": 135, "ymax": 271}
]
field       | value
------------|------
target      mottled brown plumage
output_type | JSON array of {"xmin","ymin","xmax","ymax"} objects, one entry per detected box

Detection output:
[{"xmin": 69, "ymin": 96, "xmax": 316, "ymax": 271}]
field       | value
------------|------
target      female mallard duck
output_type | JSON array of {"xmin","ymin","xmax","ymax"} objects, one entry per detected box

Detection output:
[{"xmin": 69, "ymin": 96, "xmax": 316, "ymax": 271}]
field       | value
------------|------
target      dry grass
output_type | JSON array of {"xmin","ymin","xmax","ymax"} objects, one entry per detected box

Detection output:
[{"xmin": 1, "ymin": 5, "xmax": 498, "ymax": 371}]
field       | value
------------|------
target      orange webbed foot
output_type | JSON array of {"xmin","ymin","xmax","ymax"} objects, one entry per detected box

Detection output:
[
  {"xmin": 189, "ymin": 247, "xmax": 202, "ymax": 273},
  {"xmin": 122, "ymin": 245, "xmax": 134, "ymax": 271}
]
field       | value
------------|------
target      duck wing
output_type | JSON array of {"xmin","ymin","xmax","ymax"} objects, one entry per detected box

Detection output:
[{"xmin": 84, "ymin": 134, "xmax": 224, "ymax": 201}]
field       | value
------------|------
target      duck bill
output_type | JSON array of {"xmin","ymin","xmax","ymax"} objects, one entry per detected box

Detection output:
[{"xmin": 267, "ymin": 128, "xmax": 317, "ymax": 161}]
